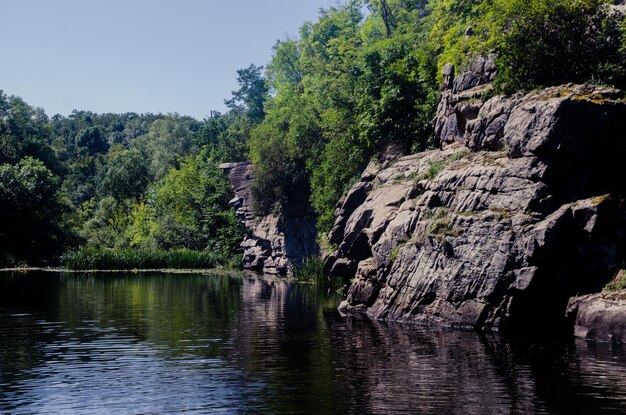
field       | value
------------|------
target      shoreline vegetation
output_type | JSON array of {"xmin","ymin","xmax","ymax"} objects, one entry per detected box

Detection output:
[
  {"xmin": 0, "ymin": 267, "xmax": 237, "ymax": 274},
  {"xmin": 62, "ymin": 248, "xmax": 240, "ymax": 271}
]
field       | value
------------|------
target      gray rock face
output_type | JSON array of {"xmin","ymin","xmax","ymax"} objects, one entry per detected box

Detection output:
[
  {"xmin": 567, "ymin": 291, "xmax": 626, "ymax": 343},
  {"xmin": 220, "ymin": 161, "xmax": 318, "ymax": 276},
  {"xmin": 327, "ymin": 63, "xmax": 626, "ymax": 333}
]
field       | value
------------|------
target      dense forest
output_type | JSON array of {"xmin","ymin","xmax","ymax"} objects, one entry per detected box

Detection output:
[{"xmin": 1, "ymin": 0, "xmax": 625, "ymax": 268}]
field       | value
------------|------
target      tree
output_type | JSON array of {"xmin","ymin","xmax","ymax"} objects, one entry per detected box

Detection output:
[
  {"xmin": 266, "ymin": 39, "xmax": 303, "ymax": 92},
  {"xmin": 79, "ymin": 196, "xmax": 129, "ymax": 248},
  {"xmin": 0, "ymin": 91, "xmax": 59, "ymax": 172},
  {"xmin": 75, "ymin": 126, "xmax": 109, "ymax": 156},
  {"xmin": 151, "ymin": 152, "xmax": 243, "ymax": 253},
  {"xmin": 225, "ymin": 64, "xmax": 269, "ymax": 123},
  {"xmin": 491, "ymin": 0, "xmax": 626, "ymax": 91},
  {"xmin": 0, "ymin": 157, "xmax": 67, "ymax": 263},
  {"xmin": 101, "ymin": 147, "xmax": 150, "ymax": 201},
  {"xmin": 368, "ymin": 0, "xmax": 397, "ymax": 37},
  {"xmin": 62, "ymin": 154, "xmax": 106, "ymax": 205},
  {"xmin": 194, "ymin": 111, "xmax": 252, "ymax": 163},
  {"xmin": 134, "ymin": 116, "xmax": 199, "ymax": 180}
]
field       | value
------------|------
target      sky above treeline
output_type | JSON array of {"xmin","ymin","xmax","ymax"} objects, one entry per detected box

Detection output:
[{"xmin": 0, "ymin": 0, "xmax": 335, "ymax": 119}]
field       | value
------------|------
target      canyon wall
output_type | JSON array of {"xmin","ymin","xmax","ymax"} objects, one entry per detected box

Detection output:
[{"xmin": 220, "ymin": 161, "xmax": 317, "ymax": 276}]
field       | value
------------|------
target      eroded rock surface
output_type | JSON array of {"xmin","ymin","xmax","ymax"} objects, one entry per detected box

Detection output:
[
  {"xmin": 567, "ymin": 290, "xmax": 626, "ymax": 343},
  {"xmin": 220, "ymin": 161, "xmax": 317, "ymax": 276},
  {"xmin": 327, "ymin": 63, "xmax": 626, "ymax": 333}
]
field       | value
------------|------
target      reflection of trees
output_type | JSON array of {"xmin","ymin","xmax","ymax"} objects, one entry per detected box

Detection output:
[
  {"xmin": 0, "ymin": 272, "xmax": 245, "ymax": 382},
  {"xmin": 55, "ymin": 273, "xmax": 244, "ymax": 358},
  {"xmin": 0, "ymin": 272, "xmax": 63, "ymax": 390}
]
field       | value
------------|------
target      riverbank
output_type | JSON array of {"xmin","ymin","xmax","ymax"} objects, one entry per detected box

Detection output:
[{"xmin": 0, "ymin": 267, "xmax": 239, "ymax": 275}]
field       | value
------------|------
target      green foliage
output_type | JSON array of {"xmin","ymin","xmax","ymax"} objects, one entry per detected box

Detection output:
[
  {"xmin": 426, "ymin": 208, "xmax": 458, "ymax": 238},
  {"xmin": 134, "ymin": 116, "xmax": 199, "ymax": 180},
  {"xmin": 429, "ymin": 0, "xmax": 626, "ymax": 91},
  {"xmin": 292, "ymin": 256, "xmax": 332, "ymax": 287},
  {"xmin": 194, "ymin": 112, "xmax": 252, "ymax": 163},
  {"xmin": 0, "ymin": 92, "xmax": 59, "ymax": 171},
  {"xmin": 63, "ymin": 248, "xmax": 227, "ymax": 270},
  {"xmin": 101, "ymin": 146, "xmax": 150, "ymax": 200},
  {"xmin": 125, "ymin": 198, "xmax": 159, "ymax": 248},
  {"xmin": 225, "ymin": 64, "xmax": 269, "ymax": 123},
  {"xmin": 604, "ymin": 270, "xmax": 626, "ymax": 291},
  {"xmin": 150, "ymin": 152, "xmax": 243, "ymax": 253},
  {"xmin": 250, "ymin": 1, "xmax": 439, "ymax": 231},
  {"xmin": 79, "ymin": 196, "xmax": 130, "ymax": 248},
  {"xmin": 0, "ymin": 157, "xmax": 69, "ymax": 263},
  {"xmin": 76, "ymin": 126, "xmax": 109, "ymax": 156},
  {"xmin": 425, "ymin": 159, "xmax": 445, "ymax": 179},
  {"xmin": 292, "ymin": 254, "xmax": 347, "ymax": 293},
  {"xmin": 493, "ymin": 0, "xmax": 626, "ymax": 92},
  {"xmin": 0, "ymin": 82, "xmax": 245, "ymax": 266},
  {"xmin": 310, "ymin": 137, "xmax": 365, "ymax": 231},
  {"xmin": 390, "ymin": 241, "xmax": 407, "ymax": 262}
]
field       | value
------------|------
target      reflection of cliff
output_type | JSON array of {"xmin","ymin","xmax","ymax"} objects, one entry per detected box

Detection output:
[
  {"xmin": 225, "ymin": 276, "xmax": 626, "ymax": 414},
  {"xmin": 228, "ymin": 275, "xmax": 342, "ymax": 414},
  {"xmin": 220, "ymin": 162, "xmax": 318, "ymax": 276},
  {"xmin": 324, "ymin": 316, "xmax": 626, "ymax": 414},
  {"xmin": 325, "ymin": 318, "xmax": 537, "ymax": 414}
]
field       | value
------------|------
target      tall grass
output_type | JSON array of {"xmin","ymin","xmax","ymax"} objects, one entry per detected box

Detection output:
[
  {"xmin": 63, "ymin": 248, "xmax": 233, "ymax": 270},
  {"xmin": 292, "ymin": 256, "xmax": 328, "ymax": 286}
]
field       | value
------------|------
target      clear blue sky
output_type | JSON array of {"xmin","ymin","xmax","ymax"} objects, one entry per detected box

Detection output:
[{"xmin": 0, "ymin": 0, "xmax": 335, "ymax": 119}]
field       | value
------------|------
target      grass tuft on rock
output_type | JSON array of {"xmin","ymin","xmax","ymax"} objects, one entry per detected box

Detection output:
[{"xmin": 604, "ymin": 270, "xmax": 626, "ymax": 292}]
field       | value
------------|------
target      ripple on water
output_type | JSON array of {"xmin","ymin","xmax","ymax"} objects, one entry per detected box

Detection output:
[{"xmin": 0, "ymin": 272, "xmax": 625, "ymax": 414}]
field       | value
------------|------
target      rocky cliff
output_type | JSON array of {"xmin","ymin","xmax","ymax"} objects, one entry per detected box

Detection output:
[
  {"xmin": 325, "ymin": 57, "xmax": 626, "ymax": 336},
  {"xmin": 220, "ymin": 161, "xmax": 317, "ymax": 276}
]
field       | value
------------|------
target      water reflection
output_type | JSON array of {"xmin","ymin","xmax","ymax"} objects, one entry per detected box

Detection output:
[{"xmin": 0, "ymin": 271, "xmax": 625, "ymax": 414}]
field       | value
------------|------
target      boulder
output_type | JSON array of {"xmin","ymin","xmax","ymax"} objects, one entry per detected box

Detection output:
[{"xmin": 567, "ymin": 291, "xmax": 626, "ymax": 343}]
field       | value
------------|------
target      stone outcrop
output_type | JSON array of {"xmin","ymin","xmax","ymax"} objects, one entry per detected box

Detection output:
[
  {"xmin": 567, "ymin": 290, "xmax": 626, "ymax": 343},
  {"xmin": 220, "ymin": 161, "xmax": 317, "ymax": 276},
  {"xmin": 326, "ymin": 61, "xmax": 626, "ymax": 334}
]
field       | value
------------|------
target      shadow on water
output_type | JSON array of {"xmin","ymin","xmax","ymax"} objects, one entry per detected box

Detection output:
[{"xmin": 0, "ymin": 270, "xmax": 625, "ymax": 414}]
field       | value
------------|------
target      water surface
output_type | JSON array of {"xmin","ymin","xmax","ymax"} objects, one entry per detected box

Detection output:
[{"xmin": 0, "ymin": 271, "xmax": 625, "ymax": 414}]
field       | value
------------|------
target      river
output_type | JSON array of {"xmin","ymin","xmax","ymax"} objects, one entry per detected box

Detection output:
[{"xmin": 0, "ymin": 271, "xmax": 625, "ymax": 414}]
